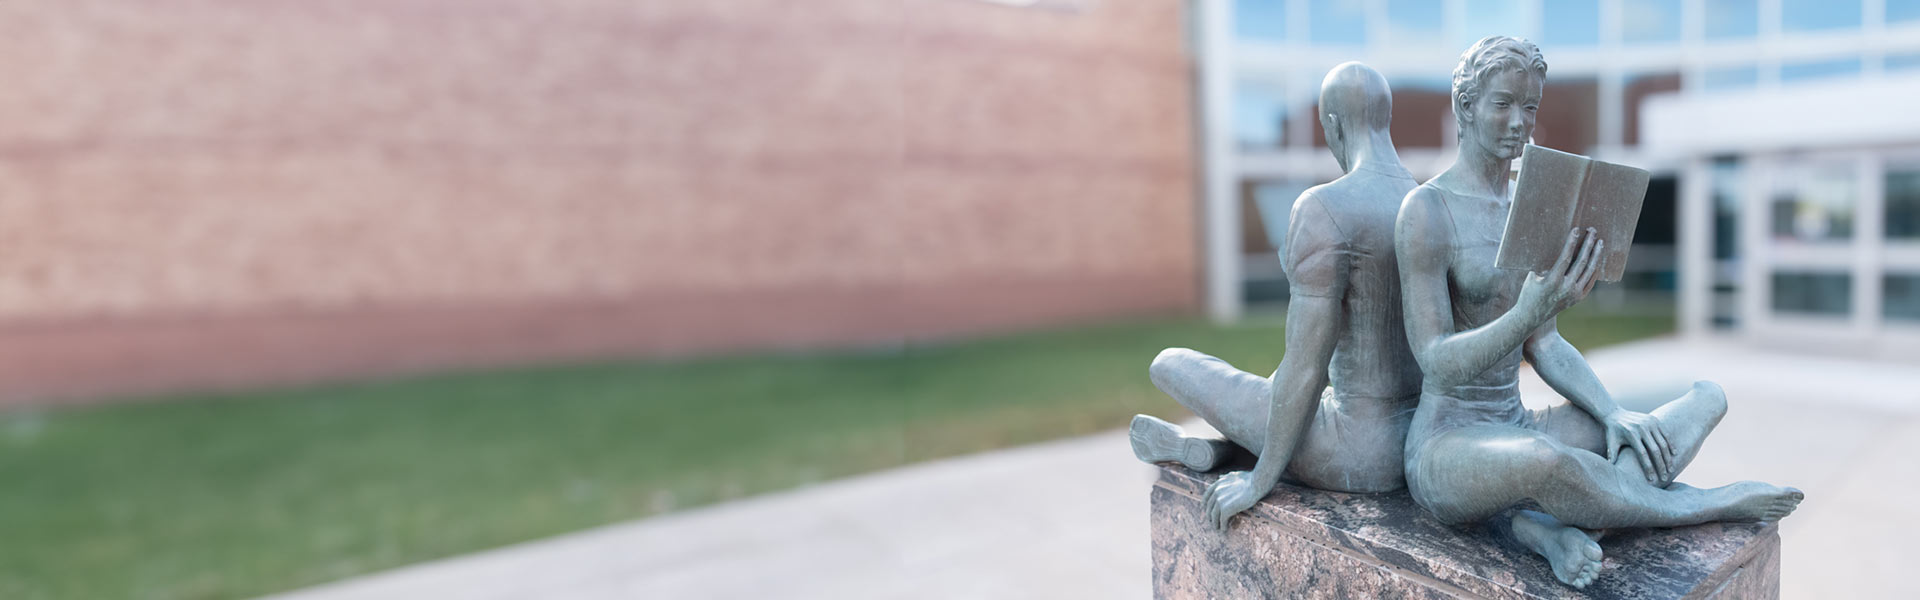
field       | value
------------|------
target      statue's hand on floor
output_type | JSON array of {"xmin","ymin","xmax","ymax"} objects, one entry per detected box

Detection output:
[{"xmin": 1201, "ymin": 471, "xmax": 1262, "ymax": 533}]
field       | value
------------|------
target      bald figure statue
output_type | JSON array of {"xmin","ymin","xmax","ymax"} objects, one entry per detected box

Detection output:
[{"xmin": 1129, "ymin": 62, "xmax": 1424, "ymax": 531}]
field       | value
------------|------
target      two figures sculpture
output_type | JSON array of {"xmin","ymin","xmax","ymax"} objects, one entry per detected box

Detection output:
[{"xmin": 1128, "ymin": 36, "xmax": 1801, "ymax": 589}]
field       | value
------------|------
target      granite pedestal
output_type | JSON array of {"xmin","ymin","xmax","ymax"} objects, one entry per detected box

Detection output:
[{"xmin": 1150, "ymin": 464, "xmax": 1779, "ymax": 599}]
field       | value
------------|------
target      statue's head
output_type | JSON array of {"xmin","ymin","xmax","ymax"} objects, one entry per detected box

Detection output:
[
  {"xmin": 1318, "ymin": 61, "xmax": 1393, "ymax": 173},
  {"xmin": 1450, "ymin": 36, "xmax": 1546, "ymax": 161}
]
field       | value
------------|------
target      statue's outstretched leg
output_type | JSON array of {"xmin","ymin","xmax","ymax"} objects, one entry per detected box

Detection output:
[
  {"xmin": 1128, "ymin": 348, "xmax": 1273, "ymax": 470},
  {"xmin": 1413, "ymin": 426, "xmax": 1801, "ymax": 531}
]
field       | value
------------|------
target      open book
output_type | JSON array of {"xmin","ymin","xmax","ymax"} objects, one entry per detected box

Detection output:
[{"xmin": 1496, "ymin": 144, "xmax": 1650, "ymax": 282}]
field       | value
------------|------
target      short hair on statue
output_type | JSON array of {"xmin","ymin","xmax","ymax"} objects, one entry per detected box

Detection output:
[{"xmin": 1449, "ymin": 35, "xmax": 1548, "ymax": 138}]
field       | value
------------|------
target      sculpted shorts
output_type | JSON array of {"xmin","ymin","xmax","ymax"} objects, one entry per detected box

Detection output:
[
  {"xmin": 1151, "ymin": 348, "xmax": 1418, "ymax": 494},
  {"xmin": 1403, "ymin": 385, "xmax": 1608, "ymax": 523}
]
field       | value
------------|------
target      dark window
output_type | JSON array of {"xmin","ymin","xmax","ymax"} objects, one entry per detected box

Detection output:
[
  {"xmin": 1886, "ymin": 169, "xmax": 1920, "ymax": 240},
  {"xmin": 1771, "ymin": 272, "xmax": 1852, "ymax": 316},
  {"xmin": 1634, "ymin": 176, "xmax": 1678, "ymax": 245},
  {"xmin": 1887, "ymin": 274, "xmax": 1920, "ymax": 321}
]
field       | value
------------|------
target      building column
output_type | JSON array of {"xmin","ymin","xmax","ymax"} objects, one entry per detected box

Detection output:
[
  {"xmin": 1198, "ymin": 0, "xmax": 1241, "ymax": 322},
  {"xmin": 1857, "ymin": 153, "xmax": 1887, "ymax": 336},
  {"xmin": 1679, "ymin": 157, "xmax": 1713, "ymax": 338}
]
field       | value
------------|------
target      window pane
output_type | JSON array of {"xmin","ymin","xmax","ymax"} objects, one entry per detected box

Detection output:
[
  {"xmin": 1888, "ymin": 53, "xmax": 1920, "ymax": 73},
  {"xmin": 1542, "ymin": 0, "xmax": 1600, "ymax": 47},
  {"xmin": 1712, "ymin": 158, "xmax": 1744, "ymax": 261},
  {"xmin": 1782, "ymin": 0, "xmax": 1861, "ymax": 32},
  {"xmin": 1235, "ymin": 0, "xmax": 1287, "ymax": 43},
  {"xmin": 1703, "ymin": 65, "xmax": 1760, "ymax": 92},
  {"xmin": 1771, "ymin": 164, "xmax": 1856, "ymax": 243},
  {"xmin": 1457, "ymin": 0, "xmax": 1530, "ymax": 48},
  {"xmin": 1622, "ymin": 0, "xmax": 1682, "ymax": 43},
  {"xmin": 1386, "ymin": 0, "xmax": 1445, "ymax": 45},
  {"xmin": 1889, "ymin": 169, "xmax": 1920, "ymax": 240},
  {"xmin": 1233, "ymin": 82, "xmax": 1288, "ymax": 150},
  {"xmin": 1310, "ymin": 0, "xmax": 1367, "ymax": 45},
  {"xmin": 1887, "ymin": 274, "xmax": 1920, "ymax": 321},
  {"xmin": 1781, "ymin": 57, "xmax": 1861, "ymax": 84},
  {"xmin": 1892, "ymin": 0, "xmax": 1920, "ymax": 24},
  {"xmin": 1772, "ymin": 272, "xmax": 1852, "ymax": 316},
  {"xmin": 1704, "ymin": 0, "xmax": 1759, "ymax": 40}
]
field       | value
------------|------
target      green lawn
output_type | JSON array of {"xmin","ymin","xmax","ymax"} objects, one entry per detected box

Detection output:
[{"xmin": 0, "ymin": 307, "xmax": 1672, "ymax": 599}]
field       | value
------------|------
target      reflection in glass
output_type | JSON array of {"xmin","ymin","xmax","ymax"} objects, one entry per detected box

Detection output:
[
  {"xmin": 1888, "ymin": 169, "xmax": 1920, "ymax": 240},
  {"xmin": 1309, "ymin": 0, "xmax": 1367, "ymax": 45},
  {"xmin": 1781, "ymin": 0, "xmax": 1861, "ymax": 32},
  {"xmin": 1770, "ymin": 164, "xmax": 1855, "ymax": 243},
  {"xmin": 1458, "ymin": 0, "xmax": 1529, "ymax": 48},
  {"xmin": 1234, "ymin": 0, "xmax": 1287, "ymax": 42},
  {"xmin": 1780, "ymin": 57, "xmax": 1862, "ymax": 84},
  {"xmin": 1622, "ymin": 0, "xmax": 1682, "ymax": 43},
  {"xmin": 1233, "ymin": 82, "xmax": 1288, "ymax": 150},
  {"xmin": 1386, "ymin": 0, "xmax": 1444, "ymax": 46},
  {"xmin": 1704, "ymin": 0, "xmax": 1759, "ymax": 40},
  {"xmin": 1703, "ymin": 65, "xmax": 1760, "ymax": 92},
  {"xmin": 1893, "ymin": 0, "xmax": 1920, "ymax": 24},
  {"xmin": 1771, "ymin": 272, "xmax": 1852, "ymax": 316},
  {"xmin": 1541, "ymin": 0, "xmax": 1600, "ymax": 47},
  {"xmin": 1888, "ymin": 53, "xmax": 1920, "ymax": 73},
  {"xmin": 1887, "ymin": 274, "xmax": 1920, "ymax": 321}
]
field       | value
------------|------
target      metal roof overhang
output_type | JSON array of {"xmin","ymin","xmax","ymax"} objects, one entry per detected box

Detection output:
[{"xmin": 1641, "ymin": 75, "xmax": 1920, "ymax": 158}]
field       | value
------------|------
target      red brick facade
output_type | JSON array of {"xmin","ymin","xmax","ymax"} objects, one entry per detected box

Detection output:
[{"xmin": 0, "ymin": 0, "xmax": 1198, "ymax": 405}]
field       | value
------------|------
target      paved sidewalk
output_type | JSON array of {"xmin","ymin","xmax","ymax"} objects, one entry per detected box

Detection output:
[{"xmin": 269, "ymin": 338, "xmax": 1920, "ymax": 599}]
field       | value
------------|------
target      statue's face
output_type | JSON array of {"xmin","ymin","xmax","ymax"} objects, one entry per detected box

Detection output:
[{"xmin": 1461, "ymin": 67, "xmax": 1541, "ymax": 161}]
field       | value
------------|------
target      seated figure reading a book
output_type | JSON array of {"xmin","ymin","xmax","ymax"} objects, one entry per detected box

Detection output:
[
  {"xmin": 1128, "ymin": 62, "xmax": 1422, "ymax": 529},
  {"xmin": 1392, "ymin": 35, "xmax": 1802, "ymax": 589}
]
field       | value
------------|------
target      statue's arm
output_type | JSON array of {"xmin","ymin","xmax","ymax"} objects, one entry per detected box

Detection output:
[
  {"xmin": 1246, "ymin": 194, "xmax": 1347, "ymax": 491},
  {"xmin": 1524, "ymin": 318, "xmax": 1675, "ymax": 480},
  {"xmin": 1394, "ymin": 188, "xmax": 1549, "ymax": 388},
  {"xmin": 1522, "ymin": 322, "xmax": 1620, "ymax": 420}
]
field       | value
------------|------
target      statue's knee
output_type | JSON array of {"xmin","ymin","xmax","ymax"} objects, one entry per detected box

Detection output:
[
  {"xmin": 1519, "ymin": 438, "xmax": 1578, "ymax": 482},
  {"xmin": 1691, "ymin": 380, "xmax": 1728, "ymax": 420},
  {"xmin": 1149, "ymin": 348, "xmax": 1193, "ymax": 384}
]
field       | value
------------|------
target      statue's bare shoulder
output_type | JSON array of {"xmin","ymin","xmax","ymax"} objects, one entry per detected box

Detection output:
[
  {"xmin": 1283, "ymin": 190, "xmax": 1351, "ymax": 299},
  {"xmin": 1394, "ymin": 184, "xmax": 1456, "ymax": 274}
]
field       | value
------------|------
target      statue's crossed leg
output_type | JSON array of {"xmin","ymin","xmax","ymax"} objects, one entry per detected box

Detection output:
[{"xmin": 1411, "ymin": 381, "xmax": 1802, "ymax": 586}]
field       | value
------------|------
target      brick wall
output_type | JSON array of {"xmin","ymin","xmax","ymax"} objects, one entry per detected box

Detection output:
[{"xmin": 0, "ymin": 0, "xmax": 1199, "ymax": 405}]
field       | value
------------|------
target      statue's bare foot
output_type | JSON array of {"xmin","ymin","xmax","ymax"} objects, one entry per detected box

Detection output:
[
  {"xmin": 1712, "ymin": 481, "xmax": 1804, "ymax": 522},
  {"xmin": 1511, "ymin": 510, "xmax": 1604, "ymax": 588},
  {"xmin": 1129, "ymin": 415, "xmax": 1232, "ymax": 471}
]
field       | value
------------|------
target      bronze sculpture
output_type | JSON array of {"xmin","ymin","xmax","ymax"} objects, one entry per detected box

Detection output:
[
  {"xmin": 1393, "ymin": 36, "xmax": 1802, "ymax": 588},
  {"xmin": 1129, "ymin": 62, "xmax": 1424, "ymax": 529}
]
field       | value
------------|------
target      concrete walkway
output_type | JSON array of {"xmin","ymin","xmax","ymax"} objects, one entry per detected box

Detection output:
[{"xmin": 268, "ymin": 338, "xmax": 1920, "ymax": 599}]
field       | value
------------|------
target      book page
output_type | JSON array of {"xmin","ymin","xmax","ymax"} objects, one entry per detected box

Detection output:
[
  {"xmin": 1496, "ymin": 145, "xmax": 1588, "ymax": 274},
  {"xmin": 1573, "ymin": 160, "xmax": 1651, "ymax": 281}
]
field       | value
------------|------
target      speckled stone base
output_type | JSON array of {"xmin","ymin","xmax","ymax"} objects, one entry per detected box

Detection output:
[{"xmin": 1150, "ymin": 464, "xmax": 1779, "ymax": 599}]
